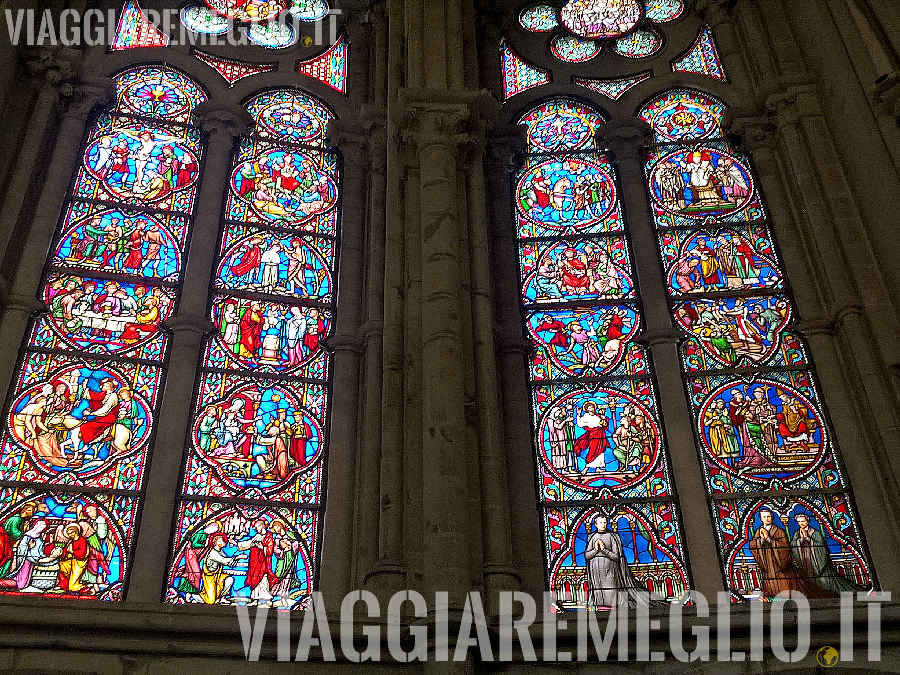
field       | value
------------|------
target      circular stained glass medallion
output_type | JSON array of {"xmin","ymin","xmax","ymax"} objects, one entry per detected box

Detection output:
[
  {"xmin": 248, "ymin": 21, "xmax": 297, "ymax": 48},
  {"xmin": 290, "ymin": 0, "xmax": 329, "ymax": 21},
  {"xmin": 560, "ymin": 0, "xmax": 642, "ymax": 40},
  {"xmin": 641, "ymin": 92, "xmax": 724, "ymax": 142},
  {"xmin": 521, "ymin": 100, "xmax": 601, "ymax": 152},
  {"xmin": 180, "ymin": 4, "xmax": 229, "ymax": 34},
  {"xmin": 644, "ymin": 0, "xmax": 683, "ymax": 22},
  {"xmin": 519, "ymin": 4, "xmax": 558, "ymax": 32},
  {"xmin": 551, "ymin": 35, "xmax": 600, "ymax": 63},
  {"xmin": 204, "ymin": 0, "xmax": 288, "ymax": 23},
  {"xmin": 613, "ymin": 28, "xmax": 662, "ymax": 58}
]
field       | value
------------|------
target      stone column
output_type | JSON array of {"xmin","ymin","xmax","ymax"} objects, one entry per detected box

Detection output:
[
  {"xmin": 484, "ymin": 133, "xmax": 547, "ymax": 599},
  {"xmin": 599, "ymin": 120, "xmax": 725, "ymax": 599},
  {"xmin": 405, "ymin": 102, "xmax": 472, "ymax": 607},
  {"xmin": 0, "ymin": 76, "xmax": 112, "ymax": 404},
  {"xmin": 464, "ymin": 128, "xmax": 522, "ymax": 609},
  {"xmin": 319, "ymin": 121, "xmax": 367, "ymax": 604},
  {"xmin": 126, "ymin": 104, "xmax": 251, "ymax": 603}
]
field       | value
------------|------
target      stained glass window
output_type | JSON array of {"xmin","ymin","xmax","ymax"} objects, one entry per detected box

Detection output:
[
  {"xmin": 574, "ymin": 72, "xmax": 651, "ymax": 101},
  {"xmin": 0, "ymin": 65, "xmax": 206, "ymax": 599},
  {"xmin": 613, "ymin": 28, "xmax": 663, "ymax": 58},
  {"xmin": 165, "ymin": 89, "xmax": 337, "ymax": 609},
  {"xmin": 296, "ymin": 33, "xmax": 349, "ymax": 94},
  {"xmin": 111, "ymin": 0, "xmax": 169, "ymax": 50},
  {"xmin": 550, "ymin": 35, "xmax": 600, "ymax": 63},
  {"xmin": 644, "ymin": 0, "xmax": 683, "ymax": 23},
  {"xmin": 192, "ymin": 50, "xmax": 277, "ymax": 87},
  {"xmin": 516, "ymin": 100, "xmax": 690, "ymax": 609},
  {"xmin": 641, "ymin": 89, "xmax": 874, "ymax": 601},
  {"xmin": 520, "ymin": 5, "xmax": 559, "ymax": 32},
  {"xmin": 672, "ymin": 26, "xmax": 727, "ymax": 81},
  {"xmin": 501, "ymin": 40, "xmax": 551, "ymax": 100}
]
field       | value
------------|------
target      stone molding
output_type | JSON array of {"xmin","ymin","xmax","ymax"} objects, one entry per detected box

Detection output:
[
  {"xmin": 596, "ymin": 119, "xmax": 652, "ymax": 162},
  {"xmin": 193, "ymin": 101, "xmax": 254, "ymax": 137}
]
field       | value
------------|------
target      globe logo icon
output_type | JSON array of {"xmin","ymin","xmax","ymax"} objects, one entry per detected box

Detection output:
[{"xmin": 817, "ymin": 646, "xmax": 840, "ymax": 667}]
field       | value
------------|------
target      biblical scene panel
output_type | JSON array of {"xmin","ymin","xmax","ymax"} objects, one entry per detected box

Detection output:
[
  {"xmin": 215, "ymin": 225, "xmax": 334, "ymax": 303},
  {"xmin": 689, "ymin": 371, "xmax": 844, "ymax": 495},
  {"xmin": 74, "ymin": 115, "xmax": 203, "ymax": 214},
  {"xmin": 52, "ymin": 206, "xmax": 188, "ymax": 283},
  {"xmin": 37, "ymin": 274, "xmax": 174, "ymax": 360},
  {"xmin": 167, "ymin": 501, "xmax": 316, "ymax": 609},
  {"xmin": 646, "ymin": 143, "xmax": 766, "ymax": 229},
  {"xmin": 533, "ymin": 381, "xmax": 671, "ymax": 499},
  {"xmin": 715, "ymin": 495, "xmax": 872, "ymax": 601},
  {"xmin": 182, "ymin": 372, "xmax": 326, "ymax": 503},
  {"xmin": 0, "ymin": 488, "xmax": 138, "ymax": 600},
  {"xmin": 545, "ymin": 504, "xmax": 688, "ymax": 609},
  {"xmin": 526, "ymin": 306, "xmax": 644, "ymax": 380},
  {"xmin": 659, "ymin": 225, "xmax": 784, "ymax": 297},
  {"xmin": 0, "ymin": 352, "xmax": 161, "ymax": 492},
  {"xmin": 519, "ymin": 236, "xmax": 635, "ymax": 305}
]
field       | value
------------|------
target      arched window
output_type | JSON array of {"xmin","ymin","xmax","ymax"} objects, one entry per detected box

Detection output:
[
  {"xmin": 165, "ymin": 89, "xmax": 338, "ymax": 609},
  {"xmin": 503, "ymin": 1, "xmax": 876, "ymax": 605},
  {"xmin": 0, "ymin": 65, "xmax": 207, "ymax": 599},
  {"xmin": 516, "ymin": 98, "xmax": 690, "ymax": 609},
  {"xmin": 641, "ymin": 89, "xmax": 873, "ymax": 599}
]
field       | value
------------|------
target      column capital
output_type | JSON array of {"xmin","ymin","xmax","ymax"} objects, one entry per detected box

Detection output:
[
  {"xmin": 637, "ymin": 328, "xmax": 681, "ymax": 347},
  {"xmin": 326, "ymin": 334, "xmax": 364, "ymax": 354},
  {"xmin": 487, "ymin": 125, "xmax": 527, "ymax": 172},
  {"xmin": 23, "ymin": 46, "xmax": 79, "ymax": 87},
  {"xmin": 764, "ymin": 82, "xmax": 824, "ymax": 128},
  {"xmin": 726, "ymin": 112, "xmax": 779, "ymax": 151},
  {"xmin": 61, "ymin": 77, "xmax": 116, "ymax": 122},
  {"xmin": 402, "ymin": 101, "xmax": 471, "ymax": 153},
  {"xmin": 326, "ymin": 118, "xmax": 371, "ymax": 158},
  {"xmin": 193, "ymin": 102, "xmax": 253, "ymax": 138},
  {"xmin": 596, "ymin": 119, "xmax": 652, "ymax": 162}
]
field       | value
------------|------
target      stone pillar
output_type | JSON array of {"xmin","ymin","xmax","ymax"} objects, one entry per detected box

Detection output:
[
  {"xmin": 485, "ymin": 133, "xmax": 547, "ymax": 599},
  {"xmin": 464, "ymin": 128, "xmax": 522, "ymax": 609},
  {"xmin": 405, "ymin": 102, "xmax": 472, "ymax": 606},
  {"xmin": 599, "ymin": 120, "xmax": 725, "ymax": 599},
  {"xmin": 319, "ymin": 121, "xmax": 367, "ymax": 605},
  {"xmin": 0, "ymin": 76, "xmax": 111, "ymax": 404},
  {"xmin": 126, "ymin": 104, "xmax": 251, "ymax": 603}
]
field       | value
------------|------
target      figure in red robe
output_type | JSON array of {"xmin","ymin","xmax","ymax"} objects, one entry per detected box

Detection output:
[
  {"xmin": 230, "ymin": 238, "xmax": 263, "ymax": 281},
  {"xmin": 124, "ymin": 226, "xmax": 145, "ymax": 270},
  {"xmin": 303, "ymin": 309, "xmax": 325, "ymax": 353},
  {"xmin": 79, "ymin": 380, "xmax": 119, "ymax": 446},
  {"xmin": 239, "ymin": 304, "xmax": 264, "ymax": 358},
  {"xmin": 605, "ymin": 310, "xmax": 625, "ymax": 341},
  {"xmin": 560, "ymin": 249, "xmax": 590, "ymax": 292},
  {"xmin": 244, "ymin": 522, "xmax": 277, "ymax": 599},
  {"xmin": 535, "ymin": 315, "xmax": 569, "ymax": 349}
]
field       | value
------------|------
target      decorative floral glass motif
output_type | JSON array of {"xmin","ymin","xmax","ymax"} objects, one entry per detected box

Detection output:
[
  {"xmin": 641, "ymin": 89, "xmax": 873, "ymax": 600},
  {"xmin": 180, "ymin": 4, "xmax": 230, "ymax": 34},
  {"xmin": 519, "ymin": 5, "xmax": 558, "ymax": 32},
  {"xmin": 644, "ymin": 0, "xmax": 683, "ymax": 23},
  {"xmin": 166, "ymin": 89, "xmax": 338, "ymax": 609},
  {"xmin": 248, "ymin": 21, "xmax": 297, "ymax": 49},
  {"xmin": 551, "ymin": 35, "xmax": 600, "ymax": 63},
  {"xmin": 613, "ymin": 28, "xmax": 662, "ymax": 58},
  {"xmin": 0, "ymin": 66, "xmax": 207, "ymax": 599},
  {"xmin": 501, "ymin": 39, "xmax": 551, "ymax": 99},
  {"xmin": 560, "ymin": 0, "xmax": 642, "ymax": 40},
  {"xmin": 111, "ymin": 0, "xmax": 169, "ymax": 50},
  {"xmin": 517, "ymin": 100, "xmax": 690, "ymax": 609},
  {"xmin": 672, "ymin": 26, "xmax": 727, "ymax": 81},
  {"xmin": 192, "ymin": 50, "xmax": 277, "ymax": 87},
  {"xmin": 574, "ymin": 73, "xmax": 651, "ymax": 101},
  {"xmin": 296, "ymin": 33, "xmax": 349, "ymax": 94}
]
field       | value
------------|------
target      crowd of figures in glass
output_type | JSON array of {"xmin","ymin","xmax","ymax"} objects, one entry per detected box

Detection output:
[
  {"xmin": 517, "ymin": 100, "xmax": 689, "ymax": 610},
  {"xmin": 0, "ymin": 66, "xmax": 207, "ymax": 598},
  {"xmin": 641, "ymin": 90, "xmax": 873, "ymax": 600},
  {"xmin": 166, "ymin": 89, "xmax": 336, "ymax": 609}
]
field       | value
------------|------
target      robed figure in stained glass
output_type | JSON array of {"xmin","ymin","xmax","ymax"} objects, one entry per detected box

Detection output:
[
  {"xmin": 790, "ymin": 513, "xmax": 866, "ymax": 596},
  {"xmin": 584, "ymin": 514, "xmax": 646, "ymax": 608},
  {"xmin": 748, "ymin": 509, "xmax": 831, "ymax": 599}
]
